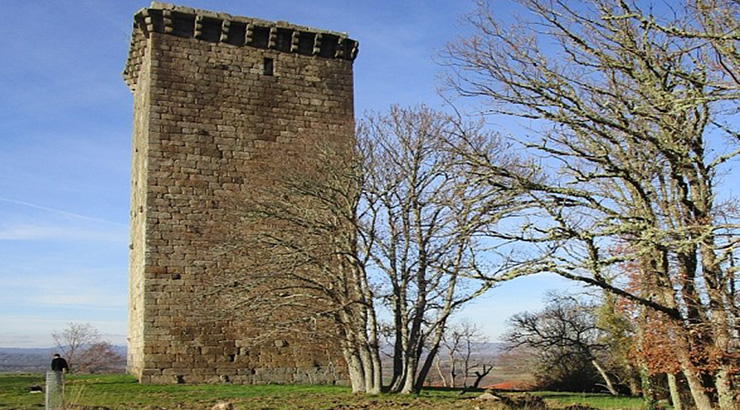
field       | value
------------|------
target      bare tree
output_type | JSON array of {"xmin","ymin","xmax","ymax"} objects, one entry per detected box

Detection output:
[
  {"xmin": 435, "ymin": 328, "xmax": 461, "ymax": 388},
  {"xmin": 444, "ymin": 1, "xmax": 740, "ymax": 409},
  {"xmin": 361, "ymin": 105, "xmax": 533, "ymax": 393},
  {"xmin": 505, "ymin": 293, "xmax": 620, "ymax": 395},
  {"xmin": 75, "ymin": 341, "xmax": 125, "ymax": 374},
  {"xmin": 437, "ymin": 320, "xmax": 493, "ymax": 389},
  {"xmin": 205, "ymin": 105, "xmax": 531, "ymax": 394},
  {"xmin": 204, "ymin": 134, "xmax": 382, "ymax": 393},
  {"xmin": 458, "ymin": 322, "xmax": 495, "ymax": 389},
  {"xmin": 52, "ymin": 323, "xmax": 123, "ymax": 374}
]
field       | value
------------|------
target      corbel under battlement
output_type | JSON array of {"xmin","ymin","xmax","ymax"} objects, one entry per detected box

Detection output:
[{"xmin": 123, "ymin": 2, "xmax": 359, "ymax": 91}]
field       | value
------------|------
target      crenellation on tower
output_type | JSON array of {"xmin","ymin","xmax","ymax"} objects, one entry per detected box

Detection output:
[
  {"xmin": 124, "ymin": 3, "xmax": 358, "ymax": 91},
  {"xmin": 124, "ymin": 2, "xmax": 356, "ymax": 384}
]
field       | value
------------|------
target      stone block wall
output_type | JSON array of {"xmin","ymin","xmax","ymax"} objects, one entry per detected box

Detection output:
[{"xmin": 124, "ymin": 2, "xmax": 357, "ymax": 384}]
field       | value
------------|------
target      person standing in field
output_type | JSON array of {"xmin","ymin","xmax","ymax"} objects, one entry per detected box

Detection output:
[{"xmin": 50, "ymin": 353, "xmax": 69, "ymax": 373}]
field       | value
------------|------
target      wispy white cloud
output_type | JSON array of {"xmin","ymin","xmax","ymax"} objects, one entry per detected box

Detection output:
[
  {"xmin": 0, "ymin": 196, "xmax": 127, "ymax": 243},
  {"xmin": 0, "ymin": 197, "xmax": 126, "ymax": 227},
  {"xmin": 0, "ymin": 223, "xmax": 126, "ymax": 242}
]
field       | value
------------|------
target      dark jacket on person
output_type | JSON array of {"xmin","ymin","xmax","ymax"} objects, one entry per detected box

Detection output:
[{"xmin": 51, "ymin": 357, "xmax": 69, "ymax": 372}]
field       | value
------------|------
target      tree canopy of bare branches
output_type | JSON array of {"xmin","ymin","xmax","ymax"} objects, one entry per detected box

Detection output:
[
  {"xmin": 434, "ymin": 320, "xmax": 494, "ymax": 389},
  {"xmin": 360, "ymin": 106, "xmax": 531, "ymax": 393},
  {"xmin": 505, "ymin": 293, "xmax": 621, "ymax": 395},
  {"xmin": 204, "ymin": 105, "xmax": 530, "ymax": 393},
  {"xmin": 52, "ymin": 323, "xmax": 124, "ymax": 374},
  {"xmin": 444, "ymin": 1, "xmax": 740, "ymax": 408}
]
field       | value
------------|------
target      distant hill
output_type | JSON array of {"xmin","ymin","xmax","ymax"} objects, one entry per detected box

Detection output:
[
  {"xmin": 0, "ymin": 346, "xmax": 126, "ymax": 373},
  {"xmin": 0, "ymin": 347, "xmax": 54, "ymax": 373}
]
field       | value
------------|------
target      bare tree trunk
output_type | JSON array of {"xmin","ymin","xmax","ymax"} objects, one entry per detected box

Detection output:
[
  {"xmin": 389, "ymin": 361, "xmax": 404, "ymax": 392},
  {"xmin": 715, "ymin": 367, "xmax": 735, "ymax": 410},
  {"xmin": 388, "ymin": 328, "xmax": 413, "ymax": 394},
  {"xmin": 472, "ymin": 365, "xmax": 493, "ymax": 389},
  {"xmin": 355, "ymin": 336, "xmax": 381, "ymax": 394},
  {"xmin": 674, "ymin": 346, "xmax": 715, "ymax": 410},
  {"xmin": 389, "ymin": 332, "xmax": 410, "ymax": 393},
  {"xmin": 360, "ymin": 345, "xmax": 380, "ymax": 394},
  {"xmin": 638, "ymin": 365, "xmax": 657, "ymax": 410},
  {"xmin": 352, "ymin": 264, "xmax": 382, "ymax": 395},
  {"xmin": 698, "ymin": 213, "xmax": 737, "ymax": 410},
  {"xmin": 658, "ymin": 294, "xmax": 715, "ymax": 410},
  {"xmin": 362, "ymin": 273, "xmax": 383, "ymax": 395},
  {"xmin": 625, "ymin": 363, "xmax": 642, "ymax": 397},
  {"xmin": 369, "ymin": 346, "xmax": 382, "ymax": 394},
  {"xmin": 680, "ymin": 368, "xmax": 714, "ymax": 410},
  {"xmin": 667, "ymin": 373, "xmax": 683, "ymax": 410},
  {"xmin": 400, "ymin": 354, "xmax": 419, "ymax": 394},
  {"xmin": 434, "ymin": 357, "xmax": 448, "ymax": 388},
  {"xmin": 343, "ymin": 346, "xmax": 366, "ymax": 393},
  {"xmin": 388, "ymin": 295, "xmax": 407, "ymax": 393},
  {"xmin": 411, "ymin": 272, "xmax": 467, "ymax": 393},
  {"xmin": 414, "ymin": 343, "xmax": 441, "ymax": 393},
  {"xmin": 462, "ymin": 339, "xmax": 472, "ymax": 388},
  {"xmin": 591, "ymin": 359, "xmax": 619, "ymax": 396},
  {"xmin": 635, "ymin": 310, "xmax": 658, "ymax": 410},
  {"xmin": 449, "ymin": 365, "xmax": 457, "ymax": 389}
]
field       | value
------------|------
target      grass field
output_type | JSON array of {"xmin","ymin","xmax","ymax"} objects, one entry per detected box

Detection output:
[
  {"xmin": 0, "ymin": 373, "xmax": 647, "ymax": 410},
  {"xmin": 532, "ymin": 392, "xmax": 646, "ymax": 409}
]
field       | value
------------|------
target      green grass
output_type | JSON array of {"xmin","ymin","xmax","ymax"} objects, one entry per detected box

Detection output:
[
  {"xmin": 0, "ymin": 374, "xmax": 46, "ymax": 409},
  {"xmin": 0, "ymin": 373, "xmax": 648, "ymax": 410},
  {"xmin": 533, "ymin": 391, "xmax": 646, "ymax": 409}
]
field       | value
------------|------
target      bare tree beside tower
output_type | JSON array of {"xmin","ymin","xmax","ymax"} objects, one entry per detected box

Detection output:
[{"xmin": 207, "ymin": 105, "xmax": 535, "ymax": 393}]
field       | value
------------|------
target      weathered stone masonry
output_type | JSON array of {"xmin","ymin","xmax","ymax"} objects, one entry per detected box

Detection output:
[{"xmin": 124, "ymin": 2, "xmax": 358, "ymax": 384}]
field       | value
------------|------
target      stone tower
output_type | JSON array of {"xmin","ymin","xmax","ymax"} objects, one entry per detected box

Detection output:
[{"xmin": 123, "ymin": 2, "xmax": 357, "ymax": 384}]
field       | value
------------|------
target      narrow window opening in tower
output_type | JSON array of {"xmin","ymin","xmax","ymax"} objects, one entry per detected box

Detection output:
[{"xmin": 263, "ymin": 57, "xmax": 274, "ymax": 76}]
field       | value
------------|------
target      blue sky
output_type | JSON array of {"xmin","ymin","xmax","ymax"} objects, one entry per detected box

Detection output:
[{"xmin": 0, "ymin": 0, "xmax": 581, "ymax": 348}]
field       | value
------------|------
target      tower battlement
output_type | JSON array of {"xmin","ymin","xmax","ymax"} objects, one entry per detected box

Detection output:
[{"xmin": 124, "ymin": 2, "xmax": 359, "ymax": 91}]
